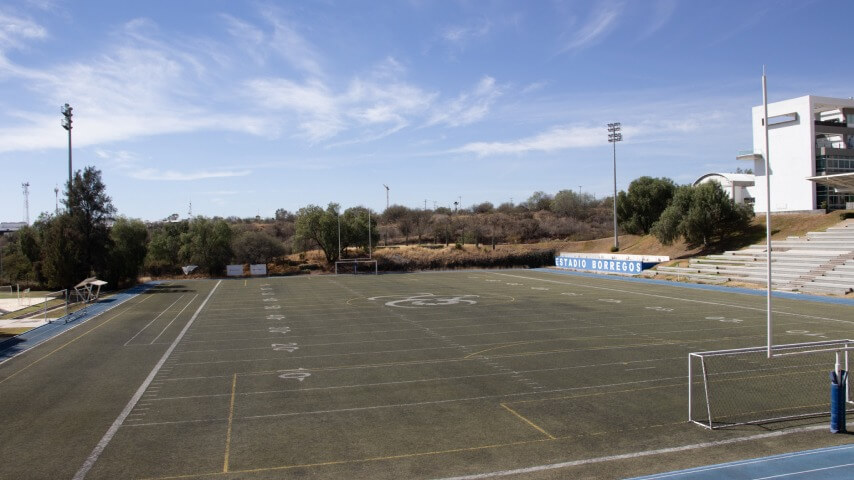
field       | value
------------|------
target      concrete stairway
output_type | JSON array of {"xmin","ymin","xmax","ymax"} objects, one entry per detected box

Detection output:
[{"xmin": 647, "ymin": 219, "xmax": 854, "ymax": 295}]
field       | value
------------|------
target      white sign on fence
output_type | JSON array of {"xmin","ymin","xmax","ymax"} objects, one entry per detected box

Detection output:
[
  {"xmin": 226, "ymin": 265, "xmax": 244, "ymax": 277},
  {"xmin": 250, "ymin": 264, "xmax": 267, "ymax": 276}
]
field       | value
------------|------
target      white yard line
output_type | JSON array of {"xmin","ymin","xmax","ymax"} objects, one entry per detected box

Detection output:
[
  {"xmin": 72, "ymin": 280, "xmax": 221, "ymax": 480},
  {"xmin": 431, "ymin": 424, "xmax": 834, "ymax": 480},
  {"xmin": 149, "ymin": 294, "xmax": 199, "ymax": 345},
  {"xmin": 122, "ymin": 295, "xmax": 185, "ymax": 346}
]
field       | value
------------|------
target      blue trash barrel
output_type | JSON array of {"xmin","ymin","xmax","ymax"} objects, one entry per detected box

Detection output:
[{"xmin": 830, "ymin": 370, "xmax": 847, "ymax": 433}]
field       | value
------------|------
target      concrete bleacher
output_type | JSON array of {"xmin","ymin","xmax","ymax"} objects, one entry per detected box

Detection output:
[{"xmin": 647, "ymin": 218, "xmax": 854, "ymax": 295}]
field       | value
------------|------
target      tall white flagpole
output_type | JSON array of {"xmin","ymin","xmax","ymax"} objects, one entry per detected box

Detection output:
[{"xmin": 763, "ymin": 66, "xmax": 773, "ymax": 358}]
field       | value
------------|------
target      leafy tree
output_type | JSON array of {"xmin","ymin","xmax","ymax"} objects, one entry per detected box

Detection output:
[
  {"xmin": 341, "ymin": 206, "xmax": 379, "ymax": 254},
  {"xmin": 179, "ymin": 217, "xmax": 233, "ymax": 274},
  {"xmin": 473, "ymin": 202, "xmax": 494, "ymax": 214},
  {"xmin": 652, "ymin": 182, "xmax": 753, "ymax": 246},
  {"xmin": 294, "ymin": 204, "xmax": 341, "ymax": 263},
  {"xmin": 617, "ymin": 176, "xmax": 677, "ymax": 234},
  {"xmin": 145, "ymin": 222, "xmax": 188, "ymax": 275},
  {"xmin": 41, "ymin": 214, "xmax": 86, "ymax": 289},
  {"xmin": 381, "ymin": 205, "xmax": 410, "ymax": 223},
  {"xmin": 552, "ymin": 190, "xmax": 596, "ymax": 219},
  {"xmin": 232, "ymin": 231, "xmax": 285, "ymax": 264},
  {"xmin": 64, "ymin": 166, "xmax": 117, "ymax": 276},
  {"xmin": 106, "ymin": 217, "xmax": 148, "ymax": 287},
  {"xmin": 525, "ymin": 191, "xmax": 553, "ymax": 211}
]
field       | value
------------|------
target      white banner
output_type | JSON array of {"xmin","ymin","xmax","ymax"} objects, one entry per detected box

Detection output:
[
  {"xmin": 250, "ymin": 264, "xmax": 267, "ymax": 276},
  {"xmin": 226, "ymin": 265, "xmax": 244, "ymax": 277}
]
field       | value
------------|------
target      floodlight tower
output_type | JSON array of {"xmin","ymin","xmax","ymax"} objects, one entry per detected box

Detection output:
[
  {"xmin": 54, "ymin": 185, "xmax": 59, "ymax": 214},
  {"xmin": 22, "ymin": 182, "xmax": 30, "ymax": 225},
  {"xmin": 383, "ymin": 184, "xmax": 389, "ymax": 210},
  {"xmin": 61, "ymin": 103, "xmax": 73, "ymax": 191},
  {"xmin": 607, "ymin": 122, "xmax": 622, "ymax": 251}
]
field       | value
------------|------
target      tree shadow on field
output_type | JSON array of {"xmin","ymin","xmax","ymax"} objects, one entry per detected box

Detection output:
[{"xmin": 142, "ymin": 284, "xmax": 194, "ymax": 294}]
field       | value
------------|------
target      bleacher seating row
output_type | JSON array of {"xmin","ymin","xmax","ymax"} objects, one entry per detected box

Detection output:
[{"xmin": 645, "ymin": 219, "xmax": 854, "ymax": 296}]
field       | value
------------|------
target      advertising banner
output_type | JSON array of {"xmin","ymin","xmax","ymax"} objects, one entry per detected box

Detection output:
[
  {"xmin": 249, "ymin": 264, "xmax": 267, "ymax": 276},
  {"xmin": 226, "ymin": 265, "xmax": 244, "ymax": 277}
]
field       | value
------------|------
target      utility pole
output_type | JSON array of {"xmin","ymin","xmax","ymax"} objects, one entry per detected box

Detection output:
[
  {"xmin": 22, "ymin": 182, "xmax": 30, "ymax": 225},
  {"xmin": 61, "ymin": 103, "xmax": 73, "ymax": 193},
  {"xmin": 383, "ymin": 184, "xmax": 389, "ymax": 210},
  {"xmin": 607, "ymin": 122, "xmax": 622, "ymax": 251}
]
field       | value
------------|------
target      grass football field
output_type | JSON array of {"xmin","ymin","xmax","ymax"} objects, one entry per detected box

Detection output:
[{"xmin": 0, "ymin": 270, "xmax": 851, "ymax": 479}]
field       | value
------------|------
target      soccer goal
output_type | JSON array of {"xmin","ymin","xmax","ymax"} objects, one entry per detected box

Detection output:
[
  {"xmin": 43, "ymin": 290, "xmax": 71, "ymax": 324},
  {"xmin": 689, "ymin": 340, "xmax": 853, "ymax": 429},
  {"xmin": 335, "ymin": 258, "xmax": 378, "ymax": 275}
]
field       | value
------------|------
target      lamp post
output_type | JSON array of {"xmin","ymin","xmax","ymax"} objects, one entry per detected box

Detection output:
[
  {"xmin": 61, "ymin": 104, "xmax": 73, "ymax": 194},
  {"xmin": 607, "ymin": 122, "xmax": 622, "ymax": 251}
]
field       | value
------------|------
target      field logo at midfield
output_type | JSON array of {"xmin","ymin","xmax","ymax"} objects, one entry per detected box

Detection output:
[{"xmin": 369, "ymin": 293, "xmax": 479, "ymax": 309}]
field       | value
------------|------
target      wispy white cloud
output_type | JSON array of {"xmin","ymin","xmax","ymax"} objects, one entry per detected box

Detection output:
[
  {"xmin": 258, "ymin": 6, "xmax": 325, "ymax": 77},
  {"xmin": 457, "ymin": 124, "xmax": 603, "ymax": 157},
  {"xmin": 427, "ymin": 76, "xmax": 503, "ymax": 127},
  {"xmin": 561, "ymin": 4, "xmax": 621, "ymax": 52},
  {"xmin": 0, "ymin": 10, "xmax": 47, "ymax": 51},
  {"xmin": 441, "ymin": 19, "xmax": 491, "ymax": 46},
  {"xmin": 638, "ymin": 0, "xmax": 677, "ymax": 40},
  {"xmin": 94, "ymin": 149, "xmax": 252, "ymax": 181}
]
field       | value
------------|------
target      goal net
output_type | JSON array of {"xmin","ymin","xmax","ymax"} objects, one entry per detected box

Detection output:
[
  {"xmin": 335, "ymin": 258, "xmax": 378, "ymax": 275},
  {"xmin": 689, "ymin": 340, "xmax": 853, "ymax": 429}
]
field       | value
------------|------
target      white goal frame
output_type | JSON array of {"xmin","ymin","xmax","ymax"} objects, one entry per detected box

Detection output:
[
  {"xmin": 689, "ymin": 339, "xmax": 853, "ymax": 429},
  {"xmin": 334, "ymin": 258, "xmax": 378, "ymax": 275}
]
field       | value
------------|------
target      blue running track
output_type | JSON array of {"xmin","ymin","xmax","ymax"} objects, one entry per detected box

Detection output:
[
  {"xmin": 0, "ymin": 282, "xmax": 159, "ymax": 364},
  {"xmin": 630, "ymin": 444, "xmax": 854, "ymax": 479}
]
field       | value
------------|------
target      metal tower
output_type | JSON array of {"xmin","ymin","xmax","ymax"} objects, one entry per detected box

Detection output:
[{"xmin": 22, "ymin": 182, "xmax": 30, "ymax": 224}]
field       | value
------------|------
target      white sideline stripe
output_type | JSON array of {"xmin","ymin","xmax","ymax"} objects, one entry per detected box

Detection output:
[
  {"xmin": 495, "ymin": 272, "xmax": 854, "ymax": 325},
  {"xmin": 753, "ymin": 463, "xmax": 854, "ymax": 480},
  {"xmin": 431, "ymin": 424, "xmax": 831, "ymax": 480},
  {"xmin": 122, "ymin": 295, "xmax": 185, "ymax": 346},
  {"xmin": 149, "ymin": 294, "xmax": 199, "ymax": 344},
  {"xmin": 637, "ymin": 445, "xmax": 854, "ymax": 479},
  {"xmin": 72, "ymin": 280, "xmax": 221, "ymax": 480}
]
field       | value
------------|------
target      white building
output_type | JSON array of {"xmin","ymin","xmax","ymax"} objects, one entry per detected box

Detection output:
[
  {"xmin": 693, "ymin": 173, "xmax": 756, "ymax": 206},
  {"xmin": 737, "ymin": 95, "xmax": 854, "ymax": 212}
]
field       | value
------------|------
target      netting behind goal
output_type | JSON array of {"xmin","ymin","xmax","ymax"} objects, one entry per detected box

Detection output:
[
  {"xmin": 335, "ymin": 259, "xmax": 378, "ymax": 275},
  {"xmin": 689, "ymin": 340, "xmax": 852, "ymax": 429}
]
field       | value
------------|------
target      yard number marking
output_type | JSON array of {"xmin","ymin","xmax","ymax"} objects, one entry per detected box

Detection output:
[
  {"xmin": 266, "ymin": 314, "xmax": 285, "ymax": 320},
  {"xmin": 786, "ymin": 329, "xmax": 827, "ymax": 338},
  {"xmin": 278, "ymin": 368, "xmax": 310, "ymax": 381},
  {"xmin": 263, "ymin": 298, "xmax": 278, "ymax": 302},
  {"xmin": 706, "ymin": 316, "xmax": 743, "ymax": 323},
  {"xmin": 272, "ymin": 343, "xmax": 298, "ymax": 352},
  {"xmin": 598, "ymin": 298, "xmax": 622, "ymax": 304},
  {"xmin": 646, "ymin": 306, "xmax": 674, "ymax": 312},
  {"xmin": 265, "ymin": 305, "xmax": 281, "ymax": 310},
  {"xmin": 269, "ymin": 326, "xmax": 291, "ymax": 334}
]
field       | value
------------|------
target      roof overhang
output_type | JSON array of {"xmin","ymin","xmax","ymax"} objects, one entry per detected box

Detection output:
[{"xmin": 806, "ymin": 172, "xmax": 854, "ymax": 193}]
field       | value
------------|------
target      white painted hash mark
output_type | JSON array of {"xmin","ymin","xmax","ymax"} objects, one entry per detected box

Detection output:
[
  {"xmin": 72, "ymin": 280, "xmax": 222, "ymax": 480},
  {"xmin": 272, "ymin": 343, "xmax": 298, "ymax": 352}
]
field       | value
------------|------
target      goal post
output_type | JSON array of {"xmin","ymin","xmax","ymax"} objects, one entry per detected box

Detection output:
[
  {"xmin": 689, "ymin": 339, "xmax": 852, "ymax": 429},
  {"xmin": 334, "ymin": 258, "xmax": 378, "ymax": 275}
]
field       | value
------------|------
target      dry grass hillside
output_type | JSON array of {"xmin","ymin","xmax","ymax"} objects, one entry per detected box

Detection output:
[{"xmin": 292, "ymin": 211, "xmax": 852, "ymax": 273}]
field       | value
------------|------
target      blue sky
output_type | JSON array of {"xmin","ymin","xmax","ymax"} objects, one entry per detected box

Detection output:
[{"xmin": 1, "ymin": 0, "xmax": 852, "ymax": 222}]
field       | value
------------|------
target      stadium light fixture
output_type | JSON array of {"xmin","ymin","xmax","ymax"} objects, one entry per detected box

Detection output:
[
  {"xmin": 607, "ymin": 122, "xmax": 622, "ymax": 251},
  {"xmin": 61, "ymin": 103, "xmax": 73, "ymax": 196}
]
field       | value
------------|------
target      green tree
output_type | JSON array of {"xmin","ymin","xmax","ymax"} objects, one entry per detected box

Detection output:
[
  {"xmin": 525, "ymin": 191, "xmax": 553, "ymax": 211},
  {"xmin": 64, "ymin": 166, "xmax": 116, "ymax": 276},
  {"xmin": 617, "ymin": 176, "xmax": 677, "ymax": 234},
  {"xmin": 232, "ymin": 231, "xmax": 285, "ymax": 264},
  {"xmin": 179, "ymin": 217, "xmax": 233, "ymax": 274},
  {"xmin": 652, "ymin": 182, "xmax": 753, "ymax": 246},
  {"xmin": 294, "ymin": 204, "xmax": 341, "ymax": 263},
  {"xmin": 106, "ymin": 217, "xmax": 148, "ymax": 287},
  {"xmin": 41, "ymin": 214, "xmax": 86, "ymax": 289},
  {"xmin": 145, "ymin": 222, "xmax": 188, "ymax": 275},
  {"xmin": 342, "ymin": 206, "xmax": 379, "ymax": 254}
]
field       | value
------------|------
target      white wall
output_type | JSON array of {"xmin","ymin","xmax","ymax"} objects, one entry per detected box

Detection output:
[{"xmin": 750, "ymin": 96, "xmax": 814, "ymax": 212}]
